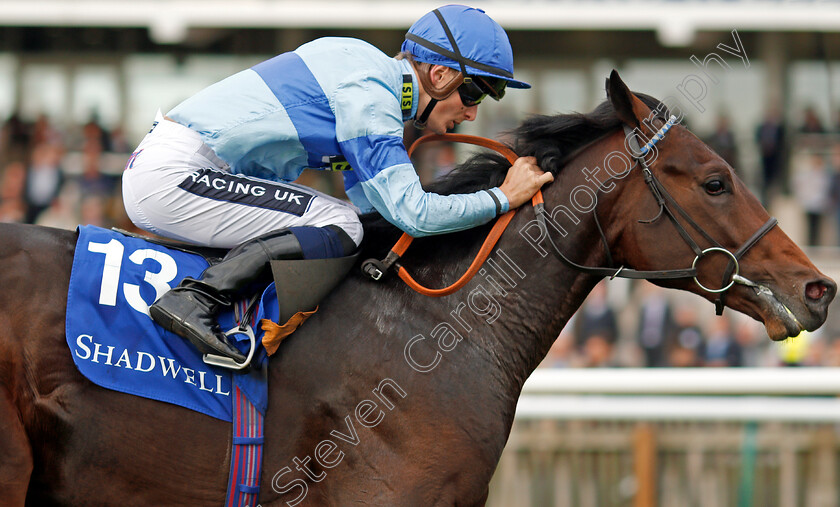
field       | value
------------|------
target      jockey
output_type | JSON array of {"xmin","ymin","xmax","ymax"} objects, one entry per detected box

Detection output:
[{"xmin": 121, "ymin": 4, "xmax": 553, "ymax": 363}]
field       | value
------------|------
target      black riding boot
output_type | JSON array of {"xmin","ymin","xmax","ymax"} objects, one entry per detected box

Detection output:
[{"xmin": 150, "ymin": 230, "xmax": 306, "ymax": 362}]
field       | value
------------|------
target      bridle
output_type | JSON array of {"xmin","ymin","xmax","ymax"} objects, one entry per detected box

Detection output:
[
  {"xmin": 364, "ymin": 116, "xmax": 777, "ymax": 315},
  {"xmin": 534, "ymin": 115, "xmax": 778, "ymax": 314}
]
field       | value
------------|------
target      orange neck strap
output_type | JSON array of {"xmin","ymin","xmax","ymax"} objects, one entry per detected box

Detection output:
[{"xmin": 361, "ymin": 133, "xmax": 543, "ymax": 297}]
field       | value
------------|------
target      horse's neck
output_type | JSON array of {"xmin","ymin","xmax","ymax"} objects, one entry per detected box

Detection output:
[{"xmin": 451, "ymin": 149, "xmax": 615, "ymax": 399}]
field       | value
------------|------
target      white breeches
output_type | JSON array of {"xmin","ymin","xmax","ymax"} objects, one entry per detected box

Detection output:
[{"xmin": 122, "ymin": 114, "xmax": 363, "ymax": 250}]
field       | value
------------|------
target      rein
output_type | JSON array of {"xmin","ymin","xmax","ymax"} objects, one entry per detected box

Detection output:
[
  {"xmin": 364, "ymin": 120, "xmax": 777, "ymax": 313},
  {"xmin": 361, "ymin": 134, "xmax": 526, "ymax": 297}
]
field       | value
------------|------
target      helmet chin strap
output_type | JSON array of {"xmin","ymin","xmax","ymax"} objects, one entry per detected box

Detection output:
[{"xmin": 414, "ymin": 99, "xmax": 438, "ymax": 130}]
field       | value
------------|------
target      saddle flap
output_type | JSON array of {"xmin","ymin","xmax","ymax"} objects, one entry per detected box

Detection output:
[{"xmin": 269, "ymin": 252, "xmax": 359, "ymax": 324}]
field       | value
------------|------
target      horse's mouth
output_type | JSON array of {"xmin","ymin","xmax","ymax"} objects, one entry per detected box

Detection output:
[{"xmin": 747, "ymin": 282, "xmax": 804, "ymax": 340}]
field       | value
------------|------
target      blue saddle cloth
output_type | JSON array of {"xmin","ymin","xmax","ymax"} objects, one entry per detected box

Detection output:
[{"xmin": 66, "ymin": 225, "xmax": 274, "ymax": 421}]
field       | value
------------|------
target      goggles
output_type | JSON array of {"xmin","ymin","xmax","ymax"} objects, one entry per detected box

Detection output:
[{"xmin": 457, "ymin": 75, "xmax": 507, "ymax": 107}]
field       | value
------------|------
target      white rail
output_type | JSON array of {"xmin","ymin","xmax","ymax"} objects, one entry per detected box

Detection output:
[
  {"xmin": 522, "ymin": 367, "xmax": 840, "ymax": 395},
  {"xmin": 516, "ymin": 368, "xmax": 840, "ymax": 422}
]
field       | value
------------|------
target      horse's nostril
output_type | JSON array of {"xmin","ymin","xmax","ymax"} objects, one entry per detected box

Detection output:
[
  {"xmin": 806, "ymin": 283, "xmax": 826, "ymax": 300},
  {"xmin": 806, "ymin": 280, "xmax": 833, "ymax": 301}
]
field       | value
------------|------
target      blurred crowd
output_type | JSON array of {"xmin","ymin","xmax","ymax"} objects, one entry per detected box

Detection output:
[
  {"xmin": 540, "ymin": 279, "xmax": 840, "ymax": 369},
  {"xmin": 4, "ymin": 105, "xmax": 840, "ymax": 246},
  {"xmin": 0, "ymin": 113, "xmax": 135, "ymax": 232},
  {"xmin": 706, "ymin": 106, "xmax": 840, "ymax": 248}
]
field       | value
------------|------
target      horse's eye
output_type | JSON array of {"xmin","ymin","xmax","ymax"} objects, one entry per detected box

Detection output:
[{"xmin": 704, "ymin": 179, "xmax": 725, "ymax": 195}]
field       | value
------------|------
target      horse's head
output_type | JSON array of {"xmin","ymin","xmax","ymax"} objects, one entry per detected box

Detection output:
[{"xmin": 599, "ymin": 70, "xmax": 835, "ymax": 340}]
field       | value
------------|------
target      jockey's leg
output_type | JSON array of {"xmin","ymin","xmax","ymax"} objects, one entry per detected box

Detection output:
[
  {"xmin": 149, "ymin": 225, "xmax": 357, "ymax": 361},
  {"xmin": 123, "ymin": 114, "xmax": 364, "ymax": 361}
]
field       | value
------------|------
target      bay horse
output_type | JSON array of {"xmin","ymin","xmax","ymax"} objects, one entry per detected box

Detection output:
[{"xmin": 2, "ymin": 71, "xmax": 834, "ymax": 506}]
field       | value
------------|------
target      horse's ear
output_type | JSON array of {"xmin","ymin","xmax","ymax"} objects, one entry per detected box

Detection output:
[{"xmin": 606, "ymin": 69, "xmax": 650, "ymax": 129}]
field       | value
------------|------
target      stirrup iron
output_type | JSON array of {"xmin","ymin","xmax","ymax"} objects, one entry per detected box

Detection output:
[{"xmin": 203, "ymin": 325, "xmax": 256, "ymax": 370}]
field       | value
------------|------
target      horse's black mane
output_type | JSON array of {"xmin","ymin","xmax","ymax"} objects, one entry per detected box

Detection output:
[{"xmin": 359, "ymin": 93, "xmax": 666, "ymax": 257}]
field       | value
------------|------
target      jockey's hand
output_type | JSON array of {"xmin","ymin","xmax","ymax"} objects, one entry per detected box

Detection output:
[{"xmin": 498, "ymin": 156, "xmax": 553, "ymax": 209}]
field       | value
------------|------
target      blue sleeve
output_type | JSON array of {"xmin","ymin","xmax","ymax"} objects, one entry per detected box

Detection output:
[
  {"xmin": 333, "ymin": 76, "xmax": 509, "ymax": 237},
  {"xmin": 341, "ymin": 136, "xmax": 509, "ymax": 237},
  {"xmin": 342, "ymin": 171, "xmax": 376, "ymax": 214}
]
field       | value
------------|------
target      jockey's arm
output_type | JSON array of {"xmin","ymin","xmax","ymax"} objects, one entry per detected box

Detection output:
[
  {"xmin": 344, "ymin": 141, "xmax": 551, "ymax": 237},
  {"xmin": 351, "ymin": 150, "xmax": 508, "ymax": 237},
  {"xmin": 335, "ymin": 77, "xmax": 550, "ymax": 237}
]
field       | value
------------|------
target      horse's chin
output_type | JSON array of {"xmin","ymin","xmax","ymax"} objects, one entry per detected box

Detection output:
[
  {"xmin": 754, "ymin": 286, "xmax": 805, "ymax": 341},
  {"xmin": 764, "ymin": 313, "xmax": 803, "ymax": 341}
]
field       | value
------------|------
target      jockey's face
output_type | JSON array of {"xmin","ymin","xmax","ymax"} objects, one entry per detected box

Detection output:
[
  {"xmin": 427, "ymin": 90, "xmax": 478, "ymax": 135},
  {"xmin": 420, "ymin": 65, "xmax": 479, "ymax": 135}
]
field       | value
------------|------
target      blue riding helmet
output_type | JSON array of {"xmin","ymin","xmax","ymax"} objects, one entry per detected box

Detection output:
[{"xmin": 402, "ymin": 4, "xmax": 531, "ymax": 90}]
